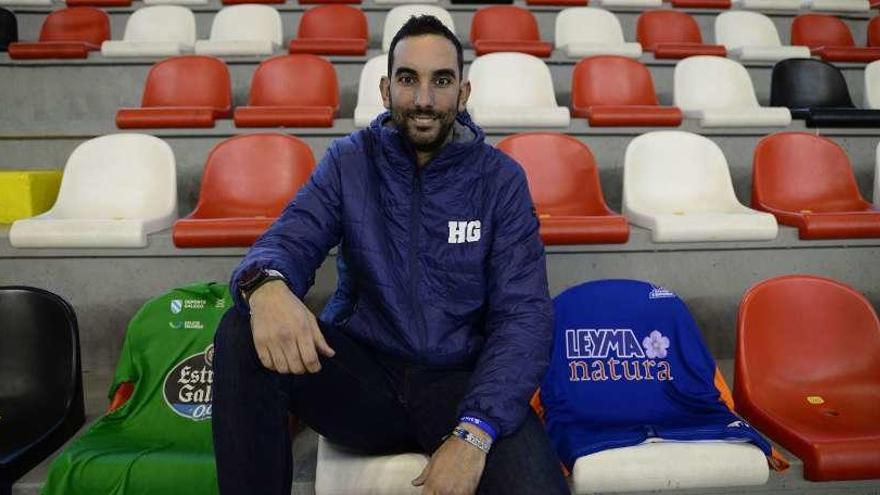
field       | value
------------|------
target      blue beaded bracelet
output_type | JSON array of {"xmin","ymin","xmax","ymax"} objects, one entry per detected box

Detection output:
[{"xmin": 459, "ymin": 415, "xmax": 498, "ymax": 442}]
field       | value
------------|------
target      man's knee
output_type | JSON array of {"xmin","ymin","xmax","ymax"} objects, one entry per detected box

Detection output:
[{"xmin": 214, "ymin": 307, "xmax": 260, "ymax": 370}]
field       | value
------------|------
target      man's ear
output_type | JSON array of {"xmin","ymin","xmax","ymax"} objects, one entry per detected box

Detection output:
[
  {"xmin": 457, "ymin": 79, "xmax": 471, "ymax": 113},
  {"xmin": 380, "ymin": 76, "xmax": 391, "ymax": 110}
]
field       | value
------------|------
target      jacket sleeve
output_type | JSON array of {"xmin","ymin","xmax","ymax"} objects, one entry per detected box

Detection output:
[
  {"xmin": 230, "ymin": 143, "xmax": 344, "ymax": 313},
  {"xmin": 457, "ymin": 161, "xmax": 554, "ymax": 438}
]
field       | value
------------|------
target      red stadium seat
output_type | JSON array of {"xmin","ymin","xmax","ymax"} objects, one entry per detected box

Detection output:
[
  {"xmin": 751, "ymin": 132, "xmax": 880, "ymax": 239},
  {"xmin": 173, "ymin": 134, "xmax": 315, "ymax": 248},
  {"xmin": 526, "ymin": 0, "xmax": 586, "ymax": 6},
  {"xmin": 867, "ymin": 15, "xmax": 880, "ymax": 47},
  {"xmin": 288, "ymin": 5, "xmax": 367, "ymax": 55},
  {"xmin": 116, "ymin": 56, "xmax": 232, "ymax": 128},
  {"xmin": 636, "ymin": 10, "xmax": 726, "ymax": 59},
  {"xmin": 496, "ymin": 133, "xmax": 629, "ymax": 245},
  {"xmin": 470, "ymin": 6, "xmax": 553, "ymax": 57},
  {"xmin": 792, "ymin": 14, "xmax": 880, "ymax": 62},
  {"xmin": 670, "ymin": 0, "xmax": 731, "ymax": 7},
  {"xmin": 234, "ymin": 54, "xmax": 339, "ymax": 128},
  {"xmin": 735, "ymin": 274, "xmax": 880, "ymax": 481},
  {"xmin": 571, "ymin": 56, "xmax": 682, "ymax": 127},
  {"xmin": 8, "ymin": 7, "xmax": 108, "ymax": 59}
]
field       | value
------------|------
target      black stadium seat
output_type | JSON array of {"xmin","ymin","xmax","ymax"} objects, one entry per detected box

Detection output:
[
  {"xmin": 0, "ymin": 8, "xmax": 17, "ymax": 52},
  {"xmin": 770, "ymin": 58, "xmax": 880, "ymax": 127},
  {"xmin": 0, "ymin": 287, "xmax": 84, "ymax": 495}
]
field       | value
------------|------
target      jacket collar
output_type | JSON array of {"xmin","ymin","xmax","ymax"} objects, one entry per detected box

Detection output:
[{"xmin": 368, "ymin": 111, "xmax": 485, "ymax": 177}]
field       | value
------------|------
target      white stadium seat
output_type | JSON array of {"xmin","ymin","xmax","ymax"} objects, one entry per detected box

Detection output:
[
  {"xmin": 354, "ymin": 54, "xmax": 389, "ymax": 128},
  {"xmin": 194, "ymin": 5, "xmax": 281, "ymax": 56},
  {"xmin": 101, "ymin": 6, "xmax": 195, "ymax": 58},
  {"xmin": 555, "ymin": 8, "xmax": 642, "ymax": 59},
  {"xmin": 674, "ymin": 56, "xmax": 791, "ymax": 128},
  {"xmin": 382, "ymin": 5, "xmax": 455, "ymax": 53},
  {"xmin": 315, "ymin": 436, "xmax": 428, "ymax": 495},
  {"xmin": 466, "ymin": 53, "xmax": 570, "ymax": 128},
  {"xmin": 592, "ymin": 0, "xmax": 662, "ymax": 7},
  {"xmin": 0, "ymin": 0, "xmax": 50, "ymax": 6},
  {"xmin": 9, "ymin": 134, "xmax": 177, "ymax": 248},
  {"xmin": 804, "ymin": 0, "xmax": 870, "ymax": 12},
  {"xmin": 572, "ymin": 442, "xmax": 769, "ymax": 494},
  {"xmin": 143, "ymin": 0, "xmax": 205, "ymax": 7},
  {"xmin": 715, "ymin": 11, "xmax": 811, "ymax": 62},
  {"xmin": 864, "ymin": 61, "xmax": 880, "ymax": 109},
  {"xmin": 731, "ymin": 0, "xmax": 801, "ymax": 10},
  {"xmin": 622, "ymin": 131, "xmax": 778, "ymax": 243}
]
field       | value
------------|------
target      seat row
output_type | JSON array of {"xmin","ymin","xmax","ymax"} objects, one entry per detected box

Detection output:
[
  {"xmin": 0, "ymin": 0, "xmax": 876, "ymax": 11},
  {"xmin": 4, "ymin": 130, "xmax": 879, "ymax": 249},
  {"xmin": 103, "ymin": 51, "xmax": 880, "ymax": 130},
  {"xmin": 5, "ymin": 4, "xmax": 880, "ymax": 64}
]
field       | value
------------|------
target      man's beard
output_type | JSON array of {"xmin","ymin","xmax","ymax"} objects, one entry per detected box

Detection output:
[{"xmin": 389, "ymin": 99, "xmax": 457, "ymax": 154}]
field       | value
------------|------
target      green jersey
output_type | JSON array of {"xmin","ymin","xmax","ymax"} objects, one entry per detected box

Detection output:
[{"xmin": 42, "ymin": 282, "xmax": 231, "ymax": 495}]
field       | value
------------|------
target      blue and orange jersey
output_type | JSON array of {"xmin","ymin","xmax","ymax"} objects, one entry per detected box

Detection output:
[{"xmin": 538, "ymin": 279, "xmax": 783, "ymax": 470}]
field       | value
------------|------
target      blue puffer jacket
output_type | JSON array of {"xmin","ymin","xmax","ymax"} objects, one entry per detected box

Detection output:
[{"xmin": 231, "ymin": 111, "xmax": 553, "ymax": 437}]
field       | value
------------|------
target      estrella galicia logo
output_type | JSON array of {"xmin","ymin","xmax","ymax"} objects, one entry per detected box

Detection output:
[
  {"xmin": 168, "ymin": 320, "xmax": 183, "ymax": 329},
  {"xmin": 170, "ymin": 299, "xmax": 183, "ymax": 314},
  {"xmin": 163, "ymin": 344, "xmax": 214, "ymax": 421}
]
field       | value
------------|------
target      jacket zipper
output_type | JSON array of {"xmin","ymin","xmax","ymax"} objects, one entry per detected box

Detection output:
[{"xmin": 409, "ymin": 169, "xmax": 426, "ymax": 360}]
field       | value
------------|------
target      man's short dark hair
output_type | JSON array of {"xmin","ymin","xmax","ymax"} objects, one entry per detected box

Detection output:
[{"xmin": 387, "ymin": 15, "xmax": 464, "ymax": 79}]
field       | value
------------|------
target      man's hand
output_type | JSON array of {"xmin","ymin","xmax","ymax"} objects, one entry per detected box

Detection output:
[
  {"xmin": 248, "ymin": 280, "xmax": 335, "ymax": 374},
  {"xmin": 412, "ymin": 423, "xmax": 489, "ymax": 495}
]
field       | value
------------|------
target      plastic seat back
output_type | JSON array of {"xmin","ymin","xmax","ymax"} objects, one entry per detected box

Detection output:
[
  {"xmin": 624, "ymin": 131, "xmax": 741, "ymax": 214},
  {"xmin": 471, "ymin": 6, "xmax": 541, "ymax": 44},
  {"xmin": 791, "ymin": 14, "xmax": 855, "ymax": 49},
  {"xmin": 354, "ymin": 53, "xmax": 389, "ymax": 126},
  {"xmin": 770, "ymin": 59, "xmax": 854, "ymax": 110},
  {"xmin": 735, "ymin": 274, "xmax": 880, "ymax": 425},
  {"xmin": 496, "ymin": 133, "xmax": 612, "ymax": 216},
  {"xmin": 868, "ymin": 15, "xmax": 880, "ymax": 47},
  {"xmin": 0, "ymin": 287, "xmax": 83, "ymax": 484},
  {"xmin": 0, "ymin": 7, "xmax": 17, "ymax": 51},
  {"xmin": 247, "ymin": 54, "xmax": 339, "ymax": 110},
  {"xmin": 715, "ymin": 11, "xmax": 783, "ymax": 49},
  {"xmin": 467, "ymin": 52, "xmax": 558, "ymax": 109},
  {"xmin": 675, "ymin": 56, "xmax": 761, "ymax": 110},
  {"xmin": 637, "ymin": 10, "xmax": 703, "ymax": 50},
  {"xmin": 141, "ymin": 55, "xmax": 232, "ymax": 112},
  {"xmin": 208, "ymin": 4, "xmax": 281, "ymax": 44},
  {"xmin": 39, "ymin": 7, "xmax": 109, "ymax": 44},
  {"xmin": 49, "ymin": 134, "xmax": 176, "ymax": 222},
  {"xmin": 554, "ymin": 7, "xmax": 627, "ymax": 48},
  {"xmin": 752, "ymin": 132, "xmax": 870, "ymax": 214},
  {"xmin": 121, "ymin": 6, "xmax": 195, "ymax": 44},
  {"xmin": 190, "ymin": 134, "xmax": 315, "ymax": 219},
  {"xmin": 865, "ymin": 60, "xmax": 880, "ymax": 108},
  {"xmin": 572, "ymin": 56, "xmax": 659, "ymax": 107},
  {"xmin": 382, "ymin": 5, "xmax": 454, "ymax": 52},
  {"xmin": 297, "ymin": 5, "xmax": 367, "ymax": 40}
]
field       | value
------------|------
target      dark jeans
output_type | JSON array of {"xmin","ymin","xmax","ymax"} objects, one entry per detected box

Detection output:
[{"xmin": 212, "ymin": 308, "xmax": 570, "ymax": 495}]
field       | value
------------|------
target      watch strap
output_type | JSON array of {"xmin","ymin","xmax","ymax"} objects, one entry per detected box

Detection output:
[{"xmin": 450, "ymin": 426, "xmax": 491, "ymax": 454}]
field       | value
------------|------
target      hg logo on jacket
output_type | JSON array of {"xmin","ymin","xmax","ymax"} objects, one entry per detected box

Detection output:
[{"xmin": 230, "ymin": 111, "xmax": 553, "ymax": 437}]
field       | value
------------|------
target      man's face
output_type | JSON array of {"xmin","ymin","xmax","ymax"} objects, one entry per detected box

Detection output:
[{"xmin": 381, "ymin": 34, "xmax": 470, "ymax": 153}]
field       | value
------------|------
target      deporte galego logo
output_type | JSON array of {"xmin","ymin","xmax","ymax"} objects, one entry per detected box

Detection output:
[{"xmin": 163, "ymin": 344, "xmax": 214, "ymax": 421}]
